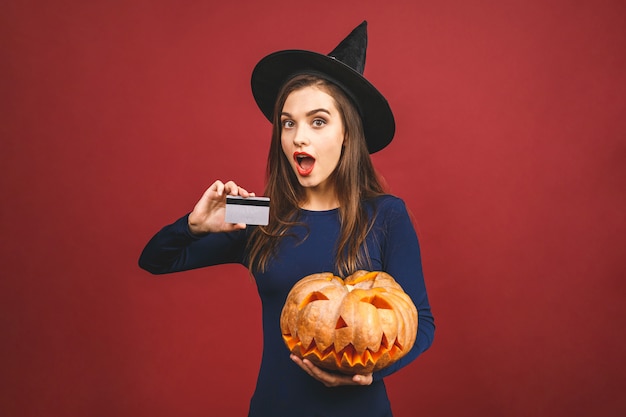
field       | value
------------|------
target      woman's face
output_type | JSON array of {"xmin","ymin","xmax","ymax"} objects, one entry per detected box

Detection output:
[{"xmin": 280, "ymin": 86, "xmax": 345, "ymax": 193}]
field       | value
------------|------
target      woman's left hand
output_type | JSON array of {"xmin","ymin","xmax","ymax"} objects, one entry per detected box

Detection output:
[{"xmin": 290, "ymin": 354, "xmax": 373, "ymax": 387}]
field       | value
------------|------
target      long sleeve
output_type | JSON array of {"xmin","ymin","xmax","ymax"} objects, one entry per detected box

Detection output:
[
  {"xmin": 372, "ymin": 197, "xmax": 435, "ymax": 380},
  {"xmin": 138, "ymin": 214, "xmax": 249, "ymax": 274}
]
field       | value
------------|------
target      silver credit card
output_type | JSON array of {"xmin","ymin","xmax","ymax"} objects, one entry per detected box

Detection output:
[{"xmin": 225, "ymin": 196, "xmax": 270, "ymax": 226}]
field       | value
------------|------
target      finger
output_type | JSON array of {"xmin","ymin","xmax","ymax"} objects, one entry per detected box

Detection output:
[
  {"xmin": 210, "ymin": 180, "xmax": 225, "ymax": 197},
  {"xmin": 302, "ymin": 364, "xmax": 331, "ymax": 385},
  {"xmin": 224, "ymin": 181, "xmax": 240, "ymax": 196},
  {"xmin": 223, "ymin": 181, "xmax": 256, "ymax": 198},
  {"xmin": 290, "ymin": 354, "xmax": 307, "ymax": 370},
  {"xmin": 301, "ymin": 359, "xmax": 347, "ymax": 387},
  {"xmin": 238, "ymin": 188, "xmax": 251, "ymax": 198},
  {"xmin": 352, "ymin": 374, "xmax": 373, "ymax": 385},
  {"xmin": 302, "ymin": 358, "xmax": 371, "ymax": 387},
  {"xmin": 302, "ymin": 358, "xmax": 325, "ymax": 377},
  {"xmin": 291, "ymin": 355, "xmax": 315, "ymax": 378}
]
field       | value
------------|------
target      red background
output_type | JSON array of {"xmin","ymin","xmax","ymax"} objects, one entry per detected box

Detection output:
[{"xmin": 2, "ymin": 1, "xmax": 625, "ymax": 416}]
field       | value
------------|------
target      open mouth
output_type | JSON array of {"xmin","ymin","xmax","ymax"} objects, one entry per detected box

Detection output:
[{"xmin": 294, "ymin": 152, "xmax": 315, "ymax": 176}]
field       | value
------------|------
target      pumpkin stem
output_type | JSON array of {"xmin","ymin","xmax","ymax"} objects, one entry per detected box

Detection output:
[{"xmin": 344, "ymin": 271, "xmax": 379, "ymax": 285}]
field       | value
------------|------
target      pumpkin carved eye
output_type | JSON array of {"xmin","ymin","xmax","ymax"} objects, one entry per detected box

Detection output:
[
  {"xmin": 361, "ymin": 294, "xmax": 393, "ymax": 309},
  {"xmin": 280, "ymin": 271, "xmax": 418, "ymax": 375},
  {"xmin": 299, "ymin": 291, "xmax": 329, "ymax": 308}
]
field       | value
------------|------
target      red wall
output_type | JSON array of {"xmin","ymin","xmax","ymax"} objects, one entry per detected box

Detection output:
[{"xmin": 2, "ymin": 1, "xmax": 625, "ymax": 416}]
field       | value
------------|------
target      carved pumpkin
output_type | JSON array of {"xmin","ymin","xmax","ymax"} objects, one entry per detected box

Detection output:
[{"xmin": 280, "ymin": 270, "xmax": 418, "ymax": 374}]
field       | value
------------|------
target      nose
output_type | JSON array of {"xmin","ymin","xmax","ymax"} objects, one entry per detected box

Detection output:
[{"xmin": 293, "ymin": 125, "xmax": 310, "ymax": 147}]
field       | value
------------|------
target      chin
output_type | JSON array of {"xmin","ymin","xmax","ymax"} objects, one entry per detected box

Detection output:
[{"xmin": 297, "ymin": 178, "xmax": 318, "ymax": 188}]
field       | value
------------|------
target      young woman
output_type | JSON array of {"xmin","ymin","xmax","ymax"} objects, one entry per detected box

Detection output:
[{"xmin": 139, "ymin": 21, "xmax": 435, "ymax": 417}]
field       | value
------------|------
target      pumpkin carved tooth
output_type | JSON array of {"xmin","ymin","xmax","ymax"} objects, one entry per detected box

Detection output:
[{"xmin": 280, "ymin": 270, "xmax": 418, "ymax": 374}]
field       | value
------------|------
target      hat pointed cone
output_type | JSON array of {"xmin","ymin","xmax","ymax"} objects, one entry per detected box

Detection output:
[{"xmin": 328, "ymin": 20, "xmax": 367, "ymax": 75}]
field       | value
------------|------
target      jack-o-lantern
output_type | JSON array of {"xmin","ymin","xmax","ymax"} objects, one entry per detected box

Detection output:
[{"xmin": 280, "ymin": 270, "xmax": 418, "ymax": 375}]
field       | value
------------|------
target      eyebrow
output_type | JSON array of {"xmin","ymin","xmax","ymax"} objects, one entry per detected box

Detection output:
[{"xmin": 280, "ymin": 108, "xmax": 332, "ymax": 118}]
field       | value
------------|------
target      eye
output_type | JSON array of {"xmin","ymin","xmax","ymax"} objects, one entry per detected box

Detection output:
[
  {"xmin": 312, "ymin": 118, "xmax": 326, "ymax": 128},
  {"xmin": 281, "ymin": 119, "xmax": 295, "ymax": 129}
]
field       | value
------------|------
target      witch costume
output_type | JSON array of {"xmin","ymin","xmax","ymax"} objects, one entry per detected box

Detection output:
[{"xmin": 139, "ymin": 21, "xmax": 435, "ymax": 417}]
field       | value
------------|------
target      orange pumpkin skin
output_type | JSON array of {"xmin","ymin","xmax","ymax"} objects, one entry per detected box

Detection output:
[{"xmin": 280, "ymin": 270, "xmax": 418, "ymax": 375}]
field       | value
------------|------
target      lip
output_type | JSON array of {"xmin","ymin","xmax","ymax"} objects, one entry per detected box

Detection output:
[{"xmin": 293, "ymin": 152, "xmax": 315, "ymax": 176}]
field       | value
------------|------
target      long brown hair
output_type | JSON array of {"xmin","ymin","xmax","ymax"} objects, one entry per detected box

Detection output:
[{"xmin": 247, "ymin": 74, "xmax": 387, "ymax": 276}]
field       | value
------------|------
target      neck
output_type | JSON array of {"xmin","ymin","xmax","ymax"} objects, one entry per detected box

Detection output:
[{"xmin": 300, "ymin": 186, "xmax": 339, "ymax": 211}]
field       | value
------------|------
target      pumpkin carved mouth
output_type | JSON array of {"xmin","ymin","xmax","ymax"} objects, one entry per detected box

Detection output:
[
  {"xmin": 282, "ymin": 331, "xmax": 404, "ymax": 372},
  {"xmin": 280, "ymin": 271, "xmax": 418, "ymax": 374}
]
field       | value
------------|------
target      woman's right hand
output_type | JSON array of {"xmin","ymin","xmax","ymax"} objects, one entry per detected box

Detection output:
[{"xmin": 187, "ymin": 180, "xmax": 255, "ymax": 235}]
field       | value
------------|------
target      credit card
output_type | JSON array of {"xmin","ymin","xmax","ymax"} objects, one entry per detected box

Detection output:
[{"xmin": 225, "ymin": 196, "xmax": 270, "ymax": 226}]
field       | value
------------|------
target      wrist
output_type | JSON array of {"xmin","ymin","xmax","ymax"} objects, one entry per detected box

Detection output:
[{"xmin": 186, "ymin": 215, "xmax": 209, "ymax": 236}]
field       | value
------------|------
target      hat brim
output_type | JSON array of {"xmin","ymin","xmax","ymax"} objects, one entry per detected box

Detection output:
[{"xmin": 251, "ymin": 50, "xmax": 395, "ymax": 154}]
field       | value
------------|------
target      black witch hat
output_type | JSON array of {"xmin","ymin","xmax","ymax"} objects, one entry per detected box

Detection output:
[{"xmin": 251, "ymin": 21, "xmax": 395, "ymax": 154}]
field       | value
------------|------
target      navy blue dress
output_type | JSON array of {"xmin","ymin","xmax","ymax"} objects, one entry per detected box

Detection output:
[{"xmin": 139, "ymin": 195, "xmax": 435, "ymax": 417}]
